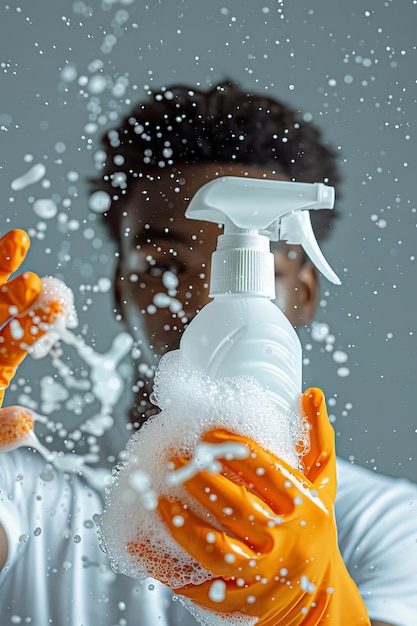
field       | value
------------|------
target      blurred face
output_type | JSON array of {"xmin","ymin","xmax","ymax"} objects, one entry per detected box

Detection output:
[{"xmin": 114, "ymin": 163, "xmax": 318, "ymax": 361}]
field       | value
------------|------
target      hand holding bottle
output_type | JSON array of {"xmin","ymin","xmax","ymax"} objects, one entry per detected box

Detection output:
[{"xmin": 157, "ymin": 388, "xmax": 370, "ymax": 625}]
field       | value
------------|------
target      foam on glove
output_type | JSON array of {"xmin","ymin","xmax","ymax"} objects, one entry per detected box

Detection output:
[
  {"xmin": 0, "ymin": 406, "xmax": 35, "ymax": 452},
  {"xmin": 22, "ymin": 275, "xmax": 78, "ymax": 358}
]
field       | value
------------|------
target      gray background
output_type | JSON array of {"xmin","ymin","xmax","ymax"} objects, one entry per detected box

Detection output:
[{"xmin": 1, "ymin": 0, "xmax": 416, "ymax": 480}]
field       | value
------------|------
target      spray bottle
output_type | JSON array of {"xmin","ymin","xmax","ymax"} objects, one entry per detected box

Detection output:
[
  {"xmin": 179, "ymin": 176, "xmax": 340, "ymax": 420},
  {"xmin": 97, "ymin": 177, "xmax": 341, "ymax": 593}
]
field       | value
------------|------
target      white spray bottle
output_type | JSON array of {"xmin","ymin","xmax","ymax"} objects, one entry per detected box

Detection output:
[
  {"xmin": 179, "ymin": 176, "xmax": 340, "ymax": 422},
  {"xmin": 96, "ymin": 178, "xmax": 342, "ymax": 592}
]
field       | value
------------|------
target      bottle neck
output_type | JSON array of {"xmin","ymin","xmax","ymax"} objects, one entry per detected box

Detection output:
[{"xmin": 209, "ymin": 233, "xmax": 275, "ymax": 298}]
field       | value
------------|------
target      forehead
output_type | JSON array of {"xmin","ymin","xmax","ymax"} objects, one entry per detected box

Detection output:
[
  {"xmin": 117, "ymin": 168, "xmax": 217, "ymax": 253},
  {"xmin": 116, "ymin": 162, "xmax": 289, "ymax": 238},
  {"xmin": 123, "ymin": 165, "xmax": 217, "ymax": 227}
]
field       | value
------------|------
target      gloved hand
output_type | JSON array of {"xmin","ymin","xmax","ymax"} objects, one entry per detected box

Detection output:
[
  {"xmin": 0, "ymin": 229, "xmax": 62, "ymax": 451},
  {"xmin": 157, "ymin": 388, "xmax": 370, "ymax": 625}
]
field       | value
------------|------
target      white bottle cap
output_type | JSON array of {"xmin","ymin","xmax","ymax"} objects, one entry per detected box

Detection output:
[
  {"xmin": 210, "ymin": 230, "xmax": 275, "ymax": 297},
  {"xmin": 186, "ymin": 177, "xmax": 341, "ymax": 299}
]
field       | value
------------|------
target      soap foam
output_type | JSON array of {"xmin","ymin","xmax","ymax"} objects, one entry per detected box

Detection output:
[
  {"xmin": 23, "ymin": 276, "xmax": 78, "ymax": 359},
  {"xmin": 98, "ymin": 349, "xmax": 309, "ymax": 592}
]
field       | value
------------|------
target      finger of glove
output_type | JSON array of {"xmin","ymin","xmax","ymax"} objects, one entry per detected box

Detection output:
[
  {"xmin": 0, "ymin": 271, "xmax": 41, "ymax": 327},
  {"xmin": 201, "ymin": 429, "xmax": 309, "ymax": 515},
  {"xmin": 301, "ymin": 388, "xmax": 337, "ymax": 500},
  {"xmin": 171, "ymin": 459, "xmax": 277, "ymax": 549},
  {"xmin": 158, "ymin": 496, "xmax": 259, "ymax": 577},
  {"xmin": 174, "ymin": 576, "xmax": 295, "ymax": 619},
  {"xmin": 0, "ymin": 230, "xmax": 31, "ymax": 282},
  {"xmin": 176, "ymin": 578, "xmax": 332, "ymax": 626}
]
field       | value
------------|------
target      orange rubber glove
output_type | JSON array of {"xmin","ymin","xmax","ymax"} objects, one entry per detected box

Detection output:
[
  {"xmin": 156, "ymin": 388, "xmax": 370, "ymax": 625},
  {"xmin": 0, "ymin": 229, "xmax": 63, "ymax": 451}
]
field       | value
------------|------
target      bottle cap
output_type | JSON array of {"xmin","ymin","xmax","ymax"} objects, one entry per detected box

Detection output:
[{"xmin": 186, "ymin": 177, "xmax": 340, "ymax": 297}]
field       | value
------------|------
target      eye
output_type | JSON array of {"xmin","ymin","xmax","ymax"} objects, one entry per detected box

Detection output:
[
  {"xmin": 147, "ymin": 263, "xmax": 179, "ymax": 278},
  {"xmin": 140, "ymin": 254, "xmax": 185, "ymax": 280}
]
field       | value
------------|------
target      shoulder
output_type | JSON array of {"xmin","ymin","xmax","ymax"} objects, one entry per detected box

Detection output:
[
  {"xmin": 335, "ymin": 456, "xmax": 417, "ymax": 548},
  {"xmin": 335, "ymin": 457, "xmax": 417, "ymax": 524},
  {"xmin": 335, "ymin": 457, "xmax": 417, "ymax": 625},
  {"xmin": 336, "ymin": 456, "xmax": 417, "ymax": 495}
]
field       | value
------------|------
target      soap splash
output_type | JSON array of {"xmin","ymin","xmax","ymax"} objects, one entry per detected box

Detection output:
[
  {"xmin": 30, "ymin": 326, "xmax": 132, "ymax": 472},
  {"xmin": 18, "ymin": 324, "xmax": 133, "ymax": 466},
  {"xmin": 10, "ymin": 163, "xmax": 47, "ymax": 191},
  {"xmin": 0, "ymin": 405, "xmax": 108, "ymax": 490},
  {"xmin": 166, "ymin": 440, "xmax": 250, "ymax": 487},
  {"xmin": 1, "ymin": 276, "xmax": 133, "ymax": 487},
  {"xmin": 46, "ymin": 329, "xmax": 133, "ymax": 438}
]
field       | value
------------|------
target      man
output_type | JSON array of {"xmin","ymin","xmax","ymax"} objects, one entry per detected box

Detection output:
[
  {"xmin": 0, "ymin": 81, "xmax": 415, "ymax": 625},
  {"xmin": 95, "ymin": 81, "xmax": 417, "ymax": 625}
]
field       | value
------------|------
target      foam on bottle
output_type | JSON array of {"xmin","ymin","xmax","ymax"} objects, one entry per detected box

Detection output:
[{"xmin": 98, "ymin": 349, "xmax": 309, "ymax": 594}]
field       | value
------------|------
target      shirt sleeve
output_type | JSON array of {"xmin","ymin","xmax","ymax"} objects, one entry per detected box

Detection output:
[{"xmin": 336, "ymin": 458, "xmax": 417, "ymax": 626}]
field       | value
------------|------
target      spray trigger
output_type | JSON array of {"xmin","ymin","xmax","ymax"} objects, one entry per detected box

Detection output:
[{"xmin": 280, "ymin": 210, "xmax": 341, "ymax": 285}]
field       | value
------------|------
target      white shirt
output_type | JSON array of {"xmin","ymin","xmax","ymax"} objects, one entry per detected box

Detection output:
[{"xmin": 0, "ymin": 449, "xmax": 416, "ymax": 626}]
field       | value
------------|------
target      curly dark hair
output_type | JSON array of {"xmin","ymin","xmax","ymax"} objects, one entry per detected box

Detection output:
[{"xmin": 92, "ymin": 80, "xmax": 340, "ymax": 241}]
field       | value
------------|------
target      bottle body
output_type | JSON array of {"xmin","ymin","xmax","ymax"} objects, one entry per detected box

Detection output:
[{"xmin": 180, "ymin": 295, "xmax": 302, "ymax": 417}]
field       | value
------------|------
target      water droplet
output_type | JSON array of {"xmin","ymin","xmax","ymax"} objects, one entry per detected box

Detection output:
[
  {"xmin": 60, "ymin": 64, "xmax": 77, "ymax": 82},
  {"xmin": 11, "ymin": 163, "xmax": 46, "ymax": 191},
  {"xmin": 208, "ymin": 580, "xmax": 226, "ymax": 602},
  {"xmin": 32, "ymin": 198, "xmax": 58, "ymax": 219},
  {"xmin": 83, "ymin": 519, "xmax": 95, "ymax": 528},
  {"xmin": 333, "ymin": 350, "xmax": 348, "ymax": 364},
  {"xmin": 88, "ymin": 190, "xmax": 111, "ymax": 213},
  {"xmin": 311, "ymin": 321, "xmax": 330, "ymax": 342},
  {"xmin": 337, "ymin": 367, "xmax": 350, "ymax": 378}
]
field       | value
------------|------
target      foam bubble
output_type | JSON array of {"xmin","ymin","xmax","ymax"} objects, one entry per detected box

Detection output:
[{"xmin": 98, "ymin": 350, "xmax": 308, "ymax": 592}]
